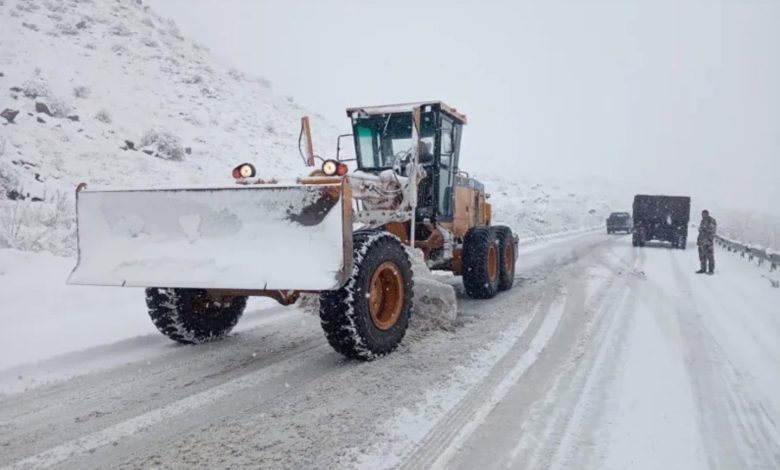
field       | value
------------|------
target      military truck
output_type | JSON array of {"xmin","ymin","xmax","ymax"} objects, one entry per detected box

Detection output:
[{"xmin": 632, "ymin": 195, "xmax": 690, "ymax": 249}]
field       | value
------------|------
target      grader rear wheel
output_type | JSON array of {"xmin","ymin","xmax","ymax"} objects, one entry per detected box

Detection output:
[
  {"xmin": 494, "ymin": 226, "xmax": 516, "ymax": 291},
  {"xmin": 319, "ymin": 231, "xmax": 413, "ymax": 361},
  {"xmin": 462, "ymin": 227, "xmax": 500, "ymax": 299}
]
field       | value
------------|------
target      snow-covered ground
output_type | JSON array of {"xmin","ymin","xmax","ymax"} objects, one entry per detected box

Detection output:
[
  {"xmin": 3, "ymin": 1, "xmax": 779, "ymax": 469},
  {"xmin": 2, "ymin": 233, "xmax": 778, "ymax": 469}
]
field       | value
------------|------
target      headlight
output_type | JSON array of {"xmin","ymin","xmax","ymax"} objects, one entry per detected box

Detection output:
[
  {"xmin": 322, "ymin": 159, "xmax": 338, "ymax": 176},
  {"xmin": 321, "ymin": 160, "xmax": 348, "ymax": 176},
  {"xmin": 232, "ymin": 163, "xmax": 256, "ymax": 179}
]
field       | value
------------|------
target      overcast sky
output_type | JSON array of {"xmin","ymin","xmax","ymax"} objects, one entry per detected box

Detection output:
[{"xmin": 148, "ymin": 0, "xmax": 779, "ymax": 215}]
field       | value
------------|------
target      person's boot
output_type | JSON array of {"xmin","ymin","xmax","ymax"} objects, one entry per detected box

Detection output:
[{"xmin": 695, "ymin": 269, "xmax": 706, "ymax": 274}]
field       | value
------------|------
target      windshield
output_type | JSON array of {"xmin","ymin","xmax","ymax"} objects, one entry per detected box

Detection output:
[{"xmin": 353, "ymin": 112, "xmax": 436, "ymax": 170}]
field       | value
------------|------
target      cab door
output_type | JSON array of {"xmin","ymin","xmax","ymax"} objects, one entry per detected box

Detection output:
[{"xmin": 436, "ymin": 116, "xmax": 461, "ymax": 221}]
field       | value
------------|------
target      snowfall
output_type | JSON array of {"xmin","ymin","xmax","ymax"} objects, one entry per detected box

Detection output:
[{"xmin": 1, "ymin": 1, "xmax": 779, "ymax": 469}]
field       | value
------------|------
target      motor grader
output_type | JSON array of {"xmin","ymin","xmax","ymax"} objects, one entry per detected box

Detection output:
[{"xmin": 68, "ymin": 101, "xmax": 518, "ymax": 360}]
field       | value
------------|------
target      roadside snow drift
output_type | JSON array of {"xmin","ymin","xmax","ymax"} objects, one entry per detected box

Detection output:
[{"xmin": 409, "ymin": 249, "xmax": 457, "ymax": 331}]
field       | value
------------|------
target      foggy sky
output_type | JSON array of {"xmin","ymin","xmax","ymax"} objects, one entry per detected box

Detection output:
[{"xmin": 149, "ymin": 0, "xmax": 779, "ymax": 215}]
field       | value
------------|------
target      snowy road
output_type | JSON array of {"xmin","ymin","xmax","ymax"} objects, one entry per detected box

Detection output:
[{"xmin": 1, "ymin": 233, "xmax": 779, "ymax": 469}]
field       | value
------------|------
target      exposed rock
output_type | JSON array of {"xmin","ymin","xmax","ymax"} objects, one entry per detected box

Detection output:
[
  {"xmin": 67, "ymin": 115, "xmax": 80, "ymax": 122},
  {"xmin": 124, "ymin": 140, "xmax": 136, "ymax": 150},
  {"xmin": 9, "ymin": 87, "xmax": 22, "ymax": 93},
  {"xmin": 22, "ymin": 22, "xmax": 39, "ymax": 32},
  {"xmin": 142, "ymin": 149, "xmax": 154, "ymax": 155},
  {"xmin": 184, "ymin": 146, "xmax": 191, "ymax": 155},
  {"xmin": 6, "ymin": 189, "xmax": 26, "ymax": 201},
  {"xmin": 1, "ymin": 109, "xmax": 20, "ymax": 123},
  {"xmin": 37, "ymin": 116, "xmax": 46, "ymax": 124},
  {"xmin": 35, "ymin": 102, "xmax": 52, "ymax": 116}
]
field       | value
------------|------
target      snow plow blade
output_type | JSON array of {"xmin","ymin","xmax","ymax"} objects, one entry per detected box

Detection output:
[{"xmin": 68, "ymin": 182, "xmax": 352, "ymax": 291}]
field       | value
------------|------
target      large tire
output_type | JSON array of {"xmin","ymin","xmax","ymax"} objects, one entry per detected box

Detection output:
[
  {"xmin": 493, "ymin": 226, "xmax": 516, "ymax": 291},
  {"xmin": 462, "ymin": 227, "xmax": 500, "ymax": 299},
  {"xmin": 145, "ymin": 288, "xmax": 247, "ymax": 344},
  {"xmin": 634, "ymin": 229, "xmax": 647, "ymax": 247},
  {"xmin": 319, "ymin": 231, "xmax": 413, "ymax": 361}
]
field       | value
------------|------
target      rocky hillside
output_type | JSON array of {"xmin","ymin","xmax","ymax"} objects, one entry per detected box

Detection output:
[{"xmin": 0, "ymin": 0, "xmax": 339, "ymax": 254}]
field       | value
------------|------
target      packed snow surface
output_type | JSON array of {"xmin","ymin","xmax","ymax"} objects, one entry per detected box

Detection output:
[{"xmin": 2, "ymin": 234, "xmax": 779, "ymax": 469}]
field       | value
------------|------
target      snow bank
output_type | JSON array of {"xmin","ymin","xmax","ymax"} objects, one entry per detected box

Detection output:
[{"xmin": 408, "ymin": 249, "xmax": 457, "ymax": 332}]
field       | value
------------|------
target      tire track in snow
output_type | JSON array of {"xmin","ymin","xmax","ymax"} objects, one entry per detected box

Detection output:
[
  {"xmin": 0, "ymin": 305, "xmax": 298, "ymax": 395},
  {"xmin": 666, "ymin": 250, "xmax": 780, "ymax": 469},
  {"xmin": 0, "ymin": 308, "xmax": 315, "ymax": 453},
  {"xmin": 397, "ymin": 244, "xmax": 636, "ymax": 470},
  {"xmin": 480, "ymin": 246, "xmax": 639, "ymax": 470},
  {"xmin": 524, "ymin": 283, "xmax": 633, "ymax": 470},
  {"xmin": 396, "ymin": 286, "xmax": 567, "ymax": 470},
  {"xmin": 0, "ymin": 340, "xmax": 330, "ymax": 469}
]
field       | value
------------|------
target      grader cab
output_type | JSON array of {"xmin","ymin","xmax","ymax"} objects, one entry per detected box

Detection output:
[{"xmin": 68, "ymin": 101, "xmax": 518, "ymax": 360}]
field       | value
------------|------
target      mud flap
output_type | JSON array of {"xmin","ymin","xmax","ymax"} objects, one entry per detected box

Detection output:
[{"xmin": 68, "ymin": 183, "xmax": 352, "ymax": 290}]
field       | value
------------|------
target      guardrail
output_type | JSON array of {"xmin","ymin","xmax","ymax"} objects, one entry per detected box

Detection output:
[{"xmin": 714, "ymin": 234, "xmax": 779, "ymax": 273}]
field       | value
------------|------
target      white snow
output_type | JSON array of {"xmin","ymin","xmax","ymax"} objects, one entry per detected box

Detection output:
[
  {"xmin": 69, "ymin": 184, "xmax": 347, "ymax": 290},
  {"xmin": 0, "ymin": 248, "xmax": 286, "ymax": 386},
  {"xmin": 408, "ymin": 248, "xmax": 457, "ymax": 331},
  {"xmin": 0, "ymin": 248, "xmax": 151, "ymax": 371},
  {"xmin": 0, "ymin": 0, "xmax": 339, "ymax": 256}
]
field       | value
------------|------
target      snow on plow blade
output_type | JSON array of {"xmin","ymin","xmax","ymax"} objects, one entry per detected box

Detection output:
[{"xmin": 68, "ymin": 183, "xmax": 352, "ymax": 291}]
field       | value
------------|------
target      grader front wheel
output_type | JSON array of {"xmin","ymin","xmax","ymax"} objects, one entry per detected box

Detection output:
[
  {"xmin": 319, "ymin": 231, "xmax": 413, "ymax": 361},
  {"xmin": 146, "ymin": 288, "xmax": 247, "ymax": 344}
]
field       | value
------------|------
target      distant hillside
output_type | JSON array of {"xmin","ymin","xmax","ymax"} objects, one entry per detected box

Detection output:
[{"xmin": 0, "ymin": 0, "xmax": 338, "ymax": 253}]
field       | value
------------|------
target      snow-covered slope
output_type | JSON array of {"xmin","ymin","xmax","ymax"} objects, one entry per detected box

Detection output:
[
  {"xmin": 710, "ymin": 208, "xmax": 780, "ymax": 253},
  {"xmin": 0, "ymin": 0, "xmax": 628, "ymax": 257},
  {"xmin": 0, "ymin": 0, "xmax": 338, "ymax": 254},
  {"xmin": 480, "ymin": 174, "xmax": 625, "ymax": 239}
]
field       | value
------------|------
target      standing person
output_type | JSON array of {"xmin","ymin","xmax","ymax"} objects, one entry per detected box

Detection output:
[{"xmin": 696, "ymin": 210, "xmax": 717, "ymax": 274}]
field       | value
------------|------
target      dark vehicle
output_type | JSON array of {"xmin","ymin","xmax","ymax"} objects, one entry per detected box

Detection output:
[
  {"xmin": 606, "ymin": 212, "xmax": 632, "ymax": 234},
  {"xmin": 632, "ymin": 195, "xmax": 690, "ymax": 249}
]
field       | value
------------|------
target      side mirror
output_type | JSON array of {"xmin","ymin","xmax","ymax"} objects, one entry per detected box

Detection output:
[{"xmin": 336, "ymin": 134, "xmax": 353, "ymax": 161}]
